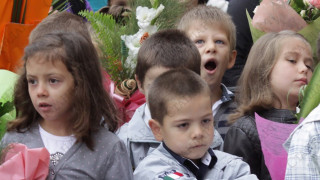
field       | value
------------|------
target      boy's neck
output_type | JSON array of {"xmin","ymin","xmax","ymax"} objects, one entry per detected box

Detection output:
[{"xmin": 210, "ymin": 84, "xmax": 222, "ymax": 105}]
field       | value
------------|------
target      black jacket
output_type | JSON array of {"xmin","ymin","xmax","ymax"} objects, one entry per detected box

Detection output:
[
  {"xmin": 223, "ymin": 109, "xmax": 297, "ymax": 180},
  {"xmin": 223, "ymin": 0, "xmax": 260, "ymax": 87}
]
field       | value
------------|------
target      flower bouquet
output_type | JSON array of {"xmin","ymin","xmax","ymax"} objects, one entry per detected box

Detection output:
[
  {"xmin": 248, "ymin": 0, "xmax": 320, "ymax": 62},
  {"xmin": 79, "ymin": 0, "xmax": 187, "ymax": 123},
  {"xmin": 247, "ymin": 1, "xmax": 320, "ymax": 179},
  {"xmin": 0, "ymin": 143, "xmax": 50, "ymax": 180},
  {"xmin": 0, "ymin": 70, "xmax": 18, "ymax": 141}
]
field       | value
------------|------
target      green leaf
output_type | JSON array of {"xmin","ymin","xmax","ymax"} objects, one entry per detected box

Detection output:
[
  {"xmin": 0, "ymin": 70, "xmax": 18, "ymax": 140},
  {"xmin": 0, "ymin": 102, "xmax": 14, "ymax": 118},
  {"xmin": 246, "ymin": 10, "xmax": 265, "ymax": 43},
  {"xmin": 289, "ymin": 0, "xmax": 307, "ymax": 12},
  {"xmin": 151, "ymin": 0, "xmax": 160, "ymax": 8},
  {"xmin": 0, "ymin": 101, "xmax": 15, "ymax": 139},
  {"xmin": 298, "ymin": 17, "xmax": 320, "ymax": 64},
  {"xmin": 80, "ymin": 0, "xmax": 187, "ymax": 85},
  {"xmin": 297, "ymin": 63, "xmax": 320, "ymax": 120},
  {"xmin": 49, "ymin": 0, "xmax": 69, "ymax": 15}
]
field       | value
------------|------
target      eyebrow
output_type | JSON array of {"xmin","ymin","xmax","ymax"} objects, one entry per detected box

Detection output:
[
  {"xmin": 172, "ymin": 112, "xmax": 213, "ymax": 123},
  {"xmin": 26, "ymin": 74, "xmax": 36, "ymax": 78},
  {"xmin": 284, "ymin": 51, "xmax": 313, "ymax": 61},
  {"xmin": 283, "ymin": 51, "xmax": 299, "ymax": 56}
]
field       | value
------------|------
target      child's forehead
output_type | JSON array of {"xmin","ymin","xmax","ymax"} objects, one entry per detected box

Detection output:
[
  {"xmin": 164, "ymin": 92, "xmax": 210, "ymax": 118},
  {"xmin": 186, "ymin": 20, "xmax": 229, "ymax": 35},
  {"xmin": 26, "ymin": 52, "xmax": 67, "ymax": 70}
]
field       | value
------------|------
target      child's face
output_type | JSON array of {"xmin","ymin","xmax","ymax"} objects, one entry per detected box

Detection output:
[
  {"xmin": 26, "ymin": 57, "xmax": 75, "ymax": 125},
  {"xmin": 152, "ymin": 93, "xmax": 214, "ymax": 162},
  {"xmin": 270, "ymin": 37, "xmax": 313, "ymax": 109},
  {"xmin": 137, "ymin": 66, "xmax": 171, "ymax": 98},
  {"xmin": 185, "ymin": 21, "xmax": 236, "ymax": 88}
]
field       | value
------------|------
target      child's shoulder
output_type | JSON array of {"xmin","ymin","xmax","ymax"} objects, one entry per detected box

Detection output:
[
  {"xmin": 117, "ymin": 103, "xmax": 155, "ymax": 142},
  {"xmin": 213, "ymin": 150, "xmax": 243, "ymax": 165},
  {"xmin": 94, "ymin": 126, "xmax": 123, "ymax": 145},
  {"xmin": 117, "ymin": 103, "xmax": 146, "ymax": 131},
  {"xmin": 1, "ymin": 124, "xmax": 41, "ymax": 148},
  {"xmin": 134, "ymin": 145, "xmax": 190, "ymax": 180},
  {"xmin": 230, "ymin": 114, "xmax": 256, "ymax": 131},
  {"xmin": 212, "ymin": 150, "xmax": 258, "ymax": 179}
]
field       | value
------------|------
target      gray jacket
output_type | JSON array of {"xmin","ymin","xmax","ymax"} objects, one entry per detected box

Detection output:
[
  {"xmin": 117, "ymin": 103, "xmax": 224, "ymax": 169},
  {"xmin": 1, "ymin": 123, "xmax": 133, "ymax": 180},
  {"xmin": 133, "ymin": 143, "xmax": 258, "ymax": 180}
]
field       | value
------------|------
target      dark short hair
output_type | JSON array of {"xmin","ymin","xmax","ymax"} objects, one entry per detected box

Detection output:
[
  {"xmin": 148, "ymin": 69, "xmax": 210, "ymax": 124},
  {"xmin": 135, "ymin": 29, "xmax": 201, "ymax": 85}
]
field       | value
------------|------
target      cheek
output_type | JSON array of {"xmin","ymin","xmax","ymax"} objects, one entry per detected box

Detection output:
[
  {"xmin": 204, "ymin": 124, "xmax": 214, "ymax": 138},
  {"xmin": 28, "ymin": 88, "xmax": 36, "ymax": 100},
  {"xmin": 200, "ymin": 57, "xmax": 206, "ymax": 67}
]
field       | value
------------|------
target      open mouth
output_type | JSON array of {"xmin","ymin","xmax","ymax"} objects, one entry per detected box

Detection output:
[{"xmin": 204, "ymin": 61, "xmax": 216, "ymax": 71}]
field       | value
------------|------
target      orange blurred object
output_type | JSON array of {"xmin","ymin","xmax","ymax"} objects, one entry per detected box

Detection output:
[{"xmin": 0, "ymin": 0, "xmax": 51, "ymax": 72}]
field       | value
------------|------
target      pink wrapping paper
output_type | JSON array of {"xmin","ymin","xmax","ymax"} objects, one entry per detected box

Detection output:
[
  {"xmin": 252, "ymin": 0, "xmax": 307, "ymax": 32},
  {"xmin": 0, "ymin": 143, "xmax": 50, "ymax": 180},
  {"xmin": 255, "ymin": 113, "xmax": 298, "ymax": 180},
  {"xmin": 102, "ymin": 70, "xmax": 146, "ymax": 124}
]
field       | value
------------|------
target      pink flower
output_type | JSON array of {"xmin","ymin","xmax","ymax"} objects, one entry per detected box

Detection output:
[{"xmin": 308, "ymin": 0, "xmax": 320, "ymax": 9}]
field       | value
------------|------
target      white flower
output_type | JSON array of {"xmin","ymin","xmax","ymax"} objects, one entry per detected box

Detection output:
[
  {"xmin": 121, "ymin": 32, "xmax": 141, "ymax": 58},
  {"xmin": 136, "ymin": 4, "xmax": 165, "ymax": 29},
  {"xmin": 207, "ymin": 0, "xmax": 229, "ymax": 12},
  {"xmin": 124, "ymin": 50, "xmax": 138, "ymax": 76},
  {"xmin": 121, "ymin": 25, "xmax": 158, "ymax": 75},
  {"xmin": 121, "ymin": 26, "xmax": 158, "ymax": 58},
  {"xmin": 141, "ymin": 25, "xmax": 158, "ymax": 35}
]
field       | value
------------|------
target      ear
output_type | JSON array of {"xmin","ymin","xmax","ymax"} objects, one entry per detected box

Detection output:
[
  {"xmin": 135, "ymin": 74, "xmax": 145, "ymax": 95},
  {"xmin": 227, "ymin": 50, "xmax": 237, "ymax": 69},
  {"xmin": 149, "ymin": 119, "xmax": 163, "ymax": 141}
]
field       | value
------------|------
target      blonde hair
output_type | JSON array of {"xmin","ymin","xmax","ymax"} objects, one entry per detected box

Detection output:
[
  {"xmin": 229, "ymin": 30, "xmax": 312, "ymax": 124},
  {"xmin": 177, "ymin": 5, "xmax": 236, "ymax": 51}
]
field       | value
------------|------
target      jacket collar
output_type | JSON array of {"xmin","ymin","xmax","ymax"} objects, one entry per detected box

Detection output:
[
  {"xmin": 163, "ymin": 142, "xmax": 217, "ymax": 180},
  {"xmin": 220, "ymin": 83, "xmax": 234, "ymax": 103},
  {"xmin": 127, "ymin": 103, "xmax": 158, "ymax": 142}
]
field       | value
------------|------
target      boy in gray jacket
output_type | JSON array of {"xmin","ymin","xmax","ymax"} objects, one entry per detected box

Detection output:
[
  {"xmin": 134, "ymin": 69, "xmax": 257, "ymax": 180},
  {"xmin": 117, "ymin": 29, "xmax": 224, "ymax": 169}
]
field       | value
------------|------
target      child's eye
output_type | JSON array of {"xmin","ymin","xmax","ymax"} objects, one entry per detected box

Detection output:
[
  {"xmin": 202, "ymin": 119, "xmax": 212, "ymax": 124},
  {"xmin": 177, "ymin": 123, "xmax": 189, "ymax": 129},
  {"xmin": 27, "ymin": 79, "xmax": 37, "ymax": 85},
  {"xmin": 215, "ymin": 40, "xmax": 224, "ymax": 44},
  {"xmin": 306, "ymin": 65, "xmax": 313, "ymax": 72},
  {"xmin": 288, "ymin": 59, "xmax": 296, "ymax": 64},
  {"xmin": 49, "ymin": 78, "xmax": 59, "ymax": 84},
  {"xmin": 195, "ymin": 39, "xmax": 205, "ymax": 44}
]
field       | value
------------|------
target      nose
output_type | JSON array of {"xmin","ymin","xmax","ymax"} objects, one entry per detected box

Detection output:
[
  {"xmin": 205, "ymin": 40, "xmax": 216, "ymax": 54},
  {"xmin": 298, "ymin": 61, "xmax": 309, "ymax": 74},
  {"xmin": 191, "ymin": 125, "xmax": 204, "ymax": 139},
  {"xmin": 37, "ymin": 83, "xmax": 48, "ymax": 97}
]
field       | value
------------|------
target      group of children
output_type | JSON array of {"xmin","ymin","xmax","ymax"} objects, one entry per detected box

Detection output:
[{"xmin": 0, "ymin": 3, "xmax": 318, "ymax": 180}]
